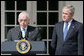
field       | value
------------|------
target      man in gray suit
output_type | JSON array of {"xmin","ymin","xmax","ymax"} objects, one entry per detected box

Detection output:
[
  {"xmin": 7, "ymin": 11, "xmax": 41, "ymax": 41},
  {"xmin": 50, "ymin": 5, "xmax": 83, "ymax": 55}
]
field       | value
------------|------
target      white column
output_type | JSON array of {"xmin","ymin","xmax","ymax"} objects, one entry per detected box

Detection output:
[
  {"xmin": 27, "ymin": 1, "xmax": 37, "ymax": 26},
  {"xmin": 58, "ymin": 1, "xmax": 65, "ymax": 22},
  {"xmin": 1, "ymin": 1, "xmax": 5, "ymax": 43}
]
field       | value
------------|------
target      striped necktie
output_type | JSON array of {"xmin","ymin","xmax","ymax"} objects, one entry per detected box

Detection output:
[
  {"xmin": 22, "ymin": 28, "xmax": 26, "ymax": 38},
  {"xmin": 64, "ymin": 22, "xmax": 68, "ymax": 41}
]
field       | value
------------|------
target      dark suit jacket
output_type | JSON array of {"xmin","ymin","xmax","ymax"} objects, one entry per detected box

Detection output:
[
  {"xmin": 7, "ymin": 25, "xmax": 41, "ymax": 41},
  {"xmin": 50, "ymin": 19, "xmax": 83, "ymax": 55}
]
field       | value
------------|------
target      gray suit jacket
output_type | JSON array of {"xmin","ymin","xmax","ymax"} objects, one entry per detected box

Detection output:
[
  {"xmin": 51, "ymin": 19, "xmax": 83, "ymax": 55},
  {"xmin": 7, "ymin": 25, "xmax": 41, "ymax": 41}
]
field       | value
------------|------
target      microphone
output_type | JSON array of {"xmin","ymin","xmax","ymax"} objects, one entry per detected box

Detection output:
[{"xmin": 18, "ymin": 31, "xmax": 29, "ymax": 40}]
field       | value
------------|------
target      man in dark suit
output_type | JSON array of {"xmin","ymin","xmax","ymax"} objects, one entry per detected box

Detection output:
[
  {"xmin": 50, "ymin": 5, "xmax": 83, "ymax": 55},
  {"xmin": 7, "ymin": 11, "xmax": 41, "ymax": 41}
]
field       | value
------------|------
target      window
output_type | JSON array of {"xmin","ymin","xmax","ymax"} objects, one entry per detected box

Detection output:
[
  {"xmin": 5, "ymin": 1, "xmax": 27, "ymax": 39},
  {"xmin": 37, "ymin": 1, "xmax": 59, "ymax": 54},
  {"xmin": 1, "ymin": 1, "xmax": 63, "ymax": 55}
]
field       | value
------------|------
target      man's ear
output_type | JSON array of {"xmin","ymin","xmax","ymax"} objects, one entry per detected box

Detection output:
[
  {"xmin": 28, "ymin": 19, "xmax": 30, "ymax": 24},
  {"xmin": 71, "ymin": 14, "xmax": 74, "ymax": 17}
]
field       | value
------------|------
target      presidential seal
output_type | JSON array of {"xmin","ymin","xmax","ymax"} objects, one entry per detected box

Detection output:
[{"xmin": 16, "ymin": 39, "xmax": 30, "ymax": 54}]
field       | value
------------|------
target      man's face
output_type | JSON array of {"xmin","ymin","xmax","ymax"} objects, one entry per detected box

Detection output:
[
  {"xmin": 18, "ymin": 14, "xmax": 29, "ymax": 28},
  {"xmin": 62, "ymin": 8, "xmax": 73, "ymax": 22}
]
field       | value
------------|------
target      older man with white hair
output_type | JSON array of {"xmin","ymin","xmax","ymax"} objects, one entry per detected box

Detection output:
[{"xmin": 7, "ymin": 11, "xmax": 41, "ymax": 41}]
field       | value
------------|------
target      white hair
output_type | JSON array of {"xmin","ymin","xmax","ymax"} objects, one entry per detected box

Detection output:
[
  {"xmin": 18, "ymin": 11, "xmax": 30, "ymax": 19},
  {"xmin": 63, "ymin": 5, "xmax": 75, "ymax": 14}
]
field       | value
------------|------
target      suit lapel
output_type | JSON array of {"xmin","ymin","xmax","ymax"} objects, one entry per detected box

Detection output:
[
  {"xmin": 65, "ymin": 20, "xmax": 75, "ymax": 41},
  {"xmin": 25, "ymin": 26, "xmax": 33, "ymax": 40},
  {"xmin": 25, "ymin": 26, "xmax": 30, "ymax": 39}
]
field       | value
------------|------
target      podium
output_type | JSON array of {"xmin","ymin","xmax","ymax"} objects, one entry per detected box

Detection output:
[{"xmin": 1, "ymin": 41, "xmax": 46, "ymax": 55}]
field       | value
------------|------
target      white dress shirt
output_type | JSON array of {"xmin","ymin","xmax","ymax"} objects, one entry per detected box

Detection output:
[
  {"xmin": 20, "ymin": 26, "xmax": 27, "ymax": 38},
  {"xmin": 63, "ymin": 19, "xmax": 73, "ymax": 33}
]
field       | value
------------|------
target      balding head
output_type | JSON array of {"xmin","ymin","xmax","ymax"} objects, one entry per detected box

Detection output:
[
  {"xmin": 18, "ymin": 11, "xmax": 30, "ymax": 28},
  {"xmin": 18, "ymin": 11, "xmax": 30, "ymax": 19}
]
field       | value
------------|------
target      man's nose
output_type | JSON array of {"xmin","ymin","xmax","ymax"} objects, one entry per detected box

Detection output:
[
  {"xmin": 63, "ymin": 15, "xmax": 65, "ymax": 17},
  {"xmin": 22, "ymin": 21, "xmax": 25, "ymax": 24}
]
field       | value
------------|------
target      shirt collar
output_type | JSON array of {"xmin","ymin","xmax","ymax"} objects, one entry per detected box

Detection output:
[
  {"xmin": 20, "ymin": 26, "xmax": 27, "ymax": 31},
  {"xmin": 64, "ymin": 19, "xmax": 73, "ymax": 24},
  {"xmin": 68, "ymin": 19, "xmax": 73, "ymax": 24}
]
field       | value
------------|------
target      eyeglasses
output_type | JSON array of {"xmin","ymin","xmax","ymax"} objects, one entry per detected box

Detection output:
[{"xmin": 19, "ymin": 19, "xmax": 27, "ymax": 22}]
